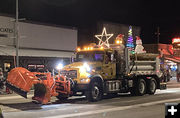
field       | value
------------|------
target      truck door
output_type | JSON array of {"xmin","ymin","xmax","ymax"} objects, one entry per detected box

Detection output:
[{"xmin": 102, "ymin": 52, "xmax": 116, "ymax": 79}]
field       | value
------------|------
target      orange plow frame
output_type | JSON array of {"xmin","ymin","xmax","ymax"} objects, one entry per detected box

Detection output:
[{"xmin": 6, "ymin": 67, "xmax": 71, "ymax": 104}]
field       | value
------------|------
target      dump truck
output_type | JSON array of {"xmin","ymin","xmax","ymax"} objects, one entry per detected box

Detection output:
[
  {"xmin": 5, "ymin": 31, "xmax": 167, "ymax": 103},
  {"xmin": 59, "ymin": 42, "xmax": 167, "ymax": 101}
]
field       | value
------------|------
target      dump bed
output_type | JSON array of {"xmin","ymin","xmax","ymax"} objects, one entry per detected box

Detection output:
[{"xmin": 127, "ymin": 53, "xmax": 162, "ymax": 77}]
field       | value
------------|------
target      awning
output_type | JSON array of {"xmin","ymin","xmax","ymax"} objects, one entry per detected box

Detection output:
[
  {"xmin": 165, "ymin": 56, "xmax": 180, "ymax": 63},
  {"xmin": 0, "ymin": 46, "xmax": 74, "ymax": 58}
]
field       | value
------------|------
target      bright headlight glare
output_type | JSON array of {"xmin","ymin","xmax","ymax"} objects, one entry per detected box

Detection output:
[
  {"xmin": 80, "ymin": 62, "xmax": 91, "ymax": 73},
  {"xmin": 56, "ymin": 63, "xmax": 63, "ymax": 70},
  {"xmin": 80, "ymin": 66, "xmax": 86, "ymax": 73},
  {"xmin": 83, "ymin": 62, "xmax": 91, "ymax": 72}
]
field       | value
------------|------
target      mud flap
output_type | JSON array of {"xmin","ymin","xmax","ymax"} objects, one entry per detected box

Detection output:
[{"xmin": 160, "ymin": 82, "xmax": 167, "ymax": 90}]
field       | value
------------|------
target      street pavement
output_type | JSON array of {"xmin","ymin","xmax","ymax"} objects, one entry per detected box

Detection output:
[{"xmin": 1, "ymin": 81, "xmax": 180, "ymax": 118}]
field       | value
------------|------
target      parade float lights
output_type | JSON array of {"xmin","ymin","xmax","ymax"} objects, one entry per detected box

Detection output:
[
  {"xmin": 115, "ymin": 38, "xmax": 123, "ymax": 45},
  {"xmin": 76, "ymin": 27, "xmax": 125, "ymax": 52}
]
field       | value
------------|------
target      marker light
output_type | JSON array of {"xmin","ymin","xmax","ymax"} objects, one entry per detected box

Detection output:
[
  {"xmin": 116, "ymin": 40, "xmax": 122, "ymax": 44},
  {"xmin": 116, "ymin": 40, "xmax": 120, "ymax": 44},
  {"xmin": 56, "ymin": 63, "xmax": 63, "ymax": 70},
  {"xmin": 77, "ymin": 47, "xmax": 81, "ymax": 51}
]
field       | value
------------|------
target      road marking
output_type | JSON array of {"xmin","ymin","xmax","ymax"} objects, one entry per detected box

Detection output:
[
  {"xmin": 44, "ymin": 98, "xmax": 180, "ymax": 118},
  {"xmin": 1, "ymin": 88, "xmax": 180, "ymax": 101}
]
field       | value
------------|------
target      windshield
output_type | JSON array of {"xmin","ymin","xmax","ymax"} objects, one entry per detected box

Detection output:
[{"xmin": 76, "ymin": 51, "xmax": 104, "ymax": 62}]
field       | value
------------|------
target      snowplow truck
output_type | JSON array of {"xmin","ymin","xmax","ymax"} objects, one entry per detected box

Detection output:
[
  {"xmin": 60, "ymin": 44, "xmax": 167, "ymax": 101},
  {"xmin": 5, "ymin": 44, "xmax": 167, "ymax": 103}
]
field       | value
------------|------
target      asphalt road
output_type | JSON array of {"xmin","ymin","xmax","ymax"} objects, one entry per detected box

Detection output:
[{"xmin": 1, "ymin": 87, "xmax": 180, "ymax": 118}]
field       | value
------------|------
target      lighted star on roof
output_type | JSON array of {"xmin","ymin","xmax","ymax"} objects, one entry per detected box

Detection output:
[{"xmin": 95, "ymin": 27, "xmax": 113, "ymax": 48}]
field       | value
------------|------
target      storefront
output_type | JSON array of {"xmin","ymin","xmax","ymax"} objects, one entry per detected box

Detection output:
[{"xmin": 0, "ymin": 15, "xmax": 77, "ymax": 73}]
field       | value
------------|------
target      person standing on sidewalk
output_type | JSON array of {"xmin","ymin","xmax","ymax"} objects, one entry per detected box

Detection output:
[
  {"xmin": 0, "ymin": 68, "xmax": 5, "ymax": 94},
  {"xmin": 4, "ymin": 68, "xmax": 13, "ymax": 94},
  {"xmin": 177, "ymin": 70, "xmax": 180, "ymax": 82},
  {"xmin": 0, "ymin": 108, "xmax": 4, "ymax": 118},
  {"xmin": 176, "ymin": 64, "xmax": 180, "ymax": 82}
]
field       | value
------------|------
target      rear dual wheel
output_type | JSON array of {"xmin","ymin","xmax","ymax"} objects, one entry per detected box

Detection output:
[
  {"xmin": 147, "ymin": 78, "xmax": 157, "ymax": 95},
  {"xmin": 130, "ymin": 78, "xmax": 146, "ymax": 96},
  {"xmin": 130, "ymin": 78, "xmax": 157, "ymax": 96}
]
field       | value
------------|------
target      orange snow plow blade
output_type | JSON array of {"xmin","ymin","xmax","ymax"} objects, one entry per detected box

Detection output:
[
  {"xmin": 6, "ymin": 67, "xmax": 36, "ymax": 98},
  {"xmin": 6, "ymin": 67, "xmax": 71, "ymax": 104}
]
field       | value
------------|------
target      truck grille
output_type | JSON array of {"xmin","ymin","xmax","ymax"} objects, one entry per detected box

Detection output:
[{"xmin": 60, "ymin": 70, "xmax": 77, "ymax": 79}]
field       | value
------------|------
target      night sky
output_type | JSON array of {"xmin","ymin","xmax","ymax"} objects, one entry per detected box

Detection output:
[{"xmin": 0, "ymin": 0, "xmax": 179, "ymax": 45}]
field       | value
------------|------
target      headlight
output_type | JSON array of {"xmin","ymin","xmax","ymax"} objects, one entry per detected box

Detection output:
[
  {"xmin": 80, "ymin": 62, "xmax": 91, "ymax": 73},
  {"xmin": 83, "ymin": 63, "xmax": 91, "ymax": 72},
  {"xmin": 56, "ymin": 63, "xmax": 64, "ymax": 70}
]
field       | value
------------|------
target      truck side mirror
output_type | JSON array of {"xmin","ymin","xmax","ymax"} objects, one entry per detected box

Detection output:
[
  {"xmin": 71, "ymin": 56, "xmax": 76, "ymax": 63},
  {"xmin": 111, "ymin": 54, "xmax": 116, "ymax": 62}
]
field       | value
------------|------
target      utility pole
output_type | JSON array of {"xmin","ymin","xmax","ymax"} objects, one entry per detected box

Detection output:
[{"xmin": 15, "ymin": 0, "xmax": 19, "ymax": 67}]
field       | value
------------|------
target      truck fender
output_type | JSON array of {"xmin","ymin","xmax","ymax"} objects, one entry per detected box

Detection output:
[{"xmin": 89, "ymin": 74, "xmax": 104, "ymax": 88}]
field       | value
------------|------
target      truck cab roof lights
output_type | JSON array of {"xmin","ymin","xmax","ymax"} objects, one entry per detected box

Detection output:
[
  {"xmin": 115, "ymin": 40, "xmax": 122, "ymax": 44},
  {"xmin": 100, "ymin": 46, "xmax": 104, "ymax": 50},
  {"xmin": 77, "ymin": 47, "xmax": 81, "ymax": 51}
]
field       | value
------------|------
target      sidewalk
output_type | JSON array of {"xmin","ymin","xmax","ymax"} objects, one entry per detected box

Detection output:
[{"xmin": 167, "ymin": 78, "xmax": 180, "ymax": 88}]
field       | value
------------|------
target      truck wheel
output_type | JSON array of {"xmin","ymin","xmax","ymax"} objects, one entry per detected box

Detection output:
[
  {"xmin": 137, "ymin": 79, "xmax": 146, "ymax": 95},
  {"xmin": 147, "ymin": 78, "xmax": 157, "ymax": 95},
  {"xmin": 86, "ymin": 81, "xmax": 103, "ymax": 102},
  {"xmin": 131, "ymin": 78, "xmax": 146, "ymax": 96},
  {"xmin": 130, "ymin": 78, "xmax": 146, "ymax": 96}
]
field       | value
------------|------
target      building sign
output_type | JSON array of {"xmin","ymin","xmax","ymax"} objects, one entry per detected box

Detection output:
[
  {"xmin": 0, "ymin": 27, "xmax": 14, "ymax": 33},
  {"xmin": 172, "ymin": 38, "xmax": 180, "ymax": 49},
  {"xmin": 172, "ymin": 38, "xmax": 180, "ymax": 56},
  {"xmin": 172, "ymin": 38, "xmax": 180, "ymax": 44}
]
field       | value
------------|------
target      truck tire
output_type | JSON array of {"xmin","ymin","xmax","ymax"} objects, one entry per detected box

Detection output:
[
  {"xmin": 86, "ymin": 81, "xmax": 103, "ymax": 102},
  {"xmin": 137, "ymin": 78, "xmax": 146, "ymax": 95},
  {"xmin": 147, "ymin": 78, "xmax": 157, "ymax": 95},
  {"xmin": 131, "ymin": 78, "xmax": 146, "ymax": 96}
]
